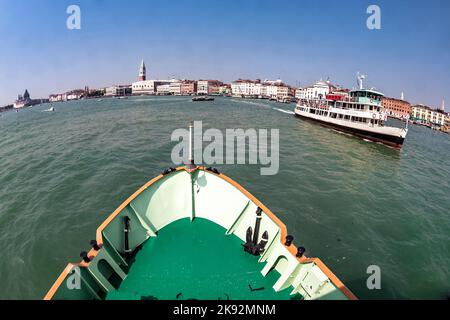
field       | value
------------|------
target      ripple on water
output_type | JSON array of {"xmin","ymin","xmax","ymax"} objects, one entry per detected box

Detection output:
[{"xmin": 0, "ymin": 97, "xmax": 449, "ymax": 299}]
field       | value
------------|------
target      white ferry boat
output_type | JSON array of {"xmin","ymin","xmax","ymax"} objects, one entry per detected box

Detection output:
[{"xmin": 294, "ymin": 76, "xmax": 408, "ymax": 149}]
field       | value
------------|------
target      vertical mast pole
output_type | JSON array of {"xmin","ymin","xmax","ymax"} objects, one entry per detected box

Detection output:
[
  {"xmin": 187, "ymin": 121, "xmax": 196, "ymax": 169},
  {"xmin": 189, "ymin": 121, "xmax": 194, "ymax": 164}
]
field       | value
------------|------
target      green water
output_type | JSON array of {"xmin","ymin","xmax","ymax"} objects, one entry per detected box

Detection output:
[
  {"xmin": 107, "ymin": 218, "xmax": 294, "ymax": 300},
  {"xmin": 0, "ymin": 96, "xmax": 448, "ymax": 299}
]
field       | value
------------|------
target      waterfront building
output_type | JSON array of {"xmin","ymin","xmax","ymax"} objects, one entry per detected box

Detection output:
[
  {"xmin": 86, "ymin": 88, "xmax": 105, "ymax": 98},
  {"xmin": 169, "ymin": 82, "xmax": 182, "ymax": 95},
  {"xmin": 218, "ymin": 84, "xmax": 232, "ymax": 95},
  {"xmin": 180, "ymin": 80, "xmax": 197, "ymax": 95},
  {"xmin": 255, "ymin": 79, "xmax": 285, "ymax": 99},
  {"xmin": 14, "ymin": 89, "xmax": 32, "ymax": 108},
  {"xmin": 0, "ymin": 104, "xmax": 13, "ymax": 112},
  {"xmin": 382, "ymin": 96, "xmax": 411, "ymax": 120},
  {"xmin": 66, "ymin": 89, "xmax": 85, "ymax": 101},
  {"xmin": 197, "ymin": 80, "xmax": 223, "ymax": 95},
  {"xmin": 49, "ymin": 94, "xmax": 64, "ymax": 102},
  {"xmin": 132, "ymin": 80, "xmax": 155, "ymax": 95},
  {"xmin": 132, "ymin": 80, "xmax": 177, "ymax": 95},
  {"xmin": 296, "ymin": 79, "xmax": 336, "ymax": 100},
  {"xmin": 294, "ymin": 88, "xmax": 303, "ymax": 100},
  {"xmin": 231, "ymin": 79, "xmax": 290, "ymax": 99},
  {"xmin": 231, "ymin": 79, "xmax": 261, "ymax": 97},
  {"xmin": 259, "ymin": 84, "xmax": 267, "ymax": 97},
  {"xmin": 13, "ymin": 89, "xmax": 48, "ymax": 107},
  {"xmin": 156, "ymin": 84, "xmax": 172, "ymax": 95},
  {"xmin": 411, "ymin": 104, "xmax": 446, "ymax": 127},
  {"xmin": 443, "ymin": 112, "xmax": 450, "ymax": 133},
  {"xmin": 266, "ymin": 83, "xmax": 290, "ymax": 99},
  {"xmin": 105, "ymin": 85, "xmax": 132, "ymax": 97},
  {"xmin": 289, "ymin": 87, "xmax": 296, "ymax": 98},
  {"xmin": 263, "ymin": 79, "xmax": 290, "ymax": 99}
]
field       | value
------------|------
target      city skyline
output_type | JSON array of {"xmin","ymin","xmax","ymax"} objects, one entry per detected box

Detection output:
[{"xmin": 1, "ymin": 0, "xmax": 449, "ymax": 109}]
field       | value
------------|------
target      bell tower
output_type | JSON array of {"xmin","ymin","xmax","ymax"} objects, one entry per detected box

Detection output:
[{"xmin": 138, "ymin": 59, "xmax": 146, "ymax": 81}]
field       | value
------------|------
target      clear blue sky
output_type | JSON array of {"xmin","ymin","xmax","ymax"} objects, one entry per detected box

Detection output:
[{"xmin": 0, "ymin": 0, "xmax": 449, "ymax": 109}]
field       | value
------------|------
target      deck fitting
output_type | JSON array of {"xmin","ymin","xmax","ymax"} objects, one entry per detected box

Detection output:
[{"xmin": 285, "ymin": 235, "xmax": 294, "ymax": 246}]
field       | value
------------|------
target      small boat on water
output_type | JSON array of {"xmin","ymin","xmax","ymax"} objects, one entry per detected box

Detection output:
[
  {"xmin": 192, "ymin": 96, "xmax": 214, "ymax": 102},
  {"xmin": 44, "ymin": 123, "xmax": 356, "ymax": 301},
  {"xmin": 278, "ymin": 97, "xmax": 291, "ymax": 104},
  {"xmin": 43, "ymin": 106, "xmax": 55, "ymax": 112},
  {"xmin": 294, "ymin": 74, "xmax": 408, "ymax": 149}
]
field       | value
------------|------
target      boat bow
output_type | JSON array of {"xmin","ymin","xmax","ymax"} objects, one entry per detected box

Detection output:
[{"xmin": 45, "ymin": 166, "xmax": 356, "ymax": 300}]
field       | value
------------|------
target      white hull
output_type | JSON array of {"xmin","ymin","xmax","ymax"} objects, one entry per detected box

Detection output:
[
  {"xmin": 294, "ymin": 106, "xmax": 407, "ymax": 148},
  {"xmin": 295, "ymin": 108, "xmax": 406, "ymax": 137}
]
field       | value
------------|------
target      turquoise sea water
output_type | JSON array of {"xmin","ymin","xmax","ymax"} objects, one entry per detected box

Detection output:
[{"xmin": 0, "ymin": 96, "xmax": 448, "ymax": 299}]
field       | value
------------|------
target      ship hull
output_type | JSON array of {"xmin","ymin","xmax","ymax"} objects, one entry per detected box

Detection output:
[
  {"xmin": 44, "ymin": 166, "xmax": 356, "ymax": 301},
  {"xmin": 294, "ymin": 112, "xmax": 405, "ymax": 149}
]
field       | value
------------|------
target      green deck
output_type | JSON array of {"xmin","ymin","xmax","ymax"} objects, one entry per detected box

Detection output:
[{"xmin": 106, "ymin": 218, "xmax": 299, "ymax": 300}]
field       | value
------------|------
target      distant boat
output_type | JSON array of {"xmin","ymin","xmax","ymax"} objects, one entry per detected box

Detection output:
[
  {"xmin": 97, "ymin": 99, "xmax": 103, "ymax": 102},
  {"xmin": 278, "ymin": 97, "xmax": 291, "ymax": 104},
  {"xmin": 43, "ymin": 106, "xmax": 55, "ymax": 112},
  {"xmin": 192, "ymin": 96, "xmax": 214, "ymax": 102}
]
